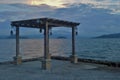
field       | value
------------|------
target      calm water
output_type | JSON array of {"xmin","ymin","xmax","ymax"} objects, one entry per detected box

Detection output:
[{"xmin": 0, "ymin": 39, "xmax": 120, "ymax": 62}]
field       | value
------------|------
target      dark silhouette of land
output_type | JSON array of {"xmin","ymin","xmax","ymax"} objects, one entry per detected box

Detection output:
[{"xmin": 95, "ymin": 33, "xmax": 120, "ymax": 38}]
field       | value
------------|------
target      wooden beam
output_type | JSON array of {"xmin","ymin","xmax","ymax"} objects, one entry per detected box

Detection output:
[
  {"xmin": 11, "ymin": 18, "xmax": 80, "ymax": 28},
  {"xmin": 47, "ymin": 22, "xmax": 75, "ymax": 27}
]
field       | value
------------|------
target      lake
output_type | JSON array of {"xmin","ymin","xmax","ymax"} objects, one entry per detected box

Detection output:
[{"xmin": 0, "ymin": 39, "xmax": 120, "ymax": 62}]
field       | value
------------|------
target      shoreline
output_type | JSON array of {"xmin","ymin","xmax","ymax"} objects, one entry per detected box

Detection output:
[{"xmin": 0, "ymin": 56, "xmax": 120, "ymax": 68}]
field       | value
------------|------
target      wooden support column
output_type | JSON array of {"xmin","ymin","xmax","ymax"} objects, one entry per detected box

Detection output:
[
  {"xmin": 70, "ymin": 26, "xmax": 78, "ymax": 63},
  {"xmin": 44, "ymin": 22, "xmax": 49, "ymax": 59},
  {"xmin": 42, "ymin": 22, "xmax": 51, "ymax": 70},
  {"xmin": 13, "ymin": 26, "xmax": 22, "ymax": 65},
  {"xmin": 16, "ymin": 27, "xmax": 19, "ymax": 57},
  {"xmin": 72, "ymin": 26, "xmax": 75, "ymax": 56}
]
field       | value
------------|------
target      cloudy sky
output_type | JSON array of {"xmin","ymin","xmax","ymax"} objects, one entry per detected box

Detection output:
[
  {"xmin": 0, "ymin": 0, "xmax": 120, "ymax": 37},
  {"xmin": 0, "ymin": 0, "xmax": 119, "ymax": 10},
  {"xmin": 0, "ymin": 0, "xmax": 119, "ymax": 15}
]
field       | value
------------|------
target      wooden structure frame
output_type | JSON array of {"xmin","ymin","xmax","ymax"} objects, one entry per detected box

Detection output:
[{"xmin": 11, "ymin": 18, "xmax": 80, "ymax": 70}]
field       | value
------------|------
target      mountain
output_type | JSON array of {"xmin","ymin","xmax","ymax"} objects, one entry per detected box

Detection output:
[
  {"xmin": 0, "ymin": 3, "xmax": 120, "ymax": 37},
  {"xmin": 95, "ymin": 33, "xmax": 120, "ymax": 38}
]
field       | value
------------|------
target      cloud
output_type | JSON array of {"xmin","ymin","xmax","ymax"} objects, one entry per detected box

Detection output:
[
  {"xmin": 0, "ymin": 0, "xmax": 65, "ymax": 7},
  {"xmin": 0, "ymin": 1, "xmax": 120, "ymax": 36},
  {"xmin": 0, "ymin": 0, "xmax": 119, "ymax": 14},
  {"xmin": 0, "ymin": 0, "xmax": 28, "ymax": 4},
  {"xmin": 81, "ymin": 0, "xmax": 120, "ymax": 14},
  {"xmin": 30, "ymin": 0, "xmax": 64, "ymax": 7},
  {"xmin": 0, "ymin": 3, "xmax": 55, "ymax": 12},
  {"xmin": 61, "ymin": 0, "xmax": 120, "ymax": 14},
  {"xmin": 0, "ymin": 19, "xmax": 6, "ymax": 22}
]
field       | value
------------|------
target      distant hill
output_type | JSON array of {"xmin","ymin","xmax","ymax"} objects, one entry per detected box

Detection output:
[
  {"xmin": 0, "ymin": 35, "xmax": 29, "ymax": 39},
  {"xmin": 95, "ymin": 33, "xmax": 120, "ymax": 38},
  {"xmin": 57, "ymin": 36, "xmax": 67, "ymax": 39},
  {"xmin": 0, "ymin": 34, "xmax": 68, "ymax": 39}
]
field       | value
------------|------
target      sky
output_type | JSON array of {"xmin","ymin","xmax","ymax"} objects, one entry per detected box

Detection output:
[
  {"xmin": 0, "ymin": 0, "xmax": 120, "ymax": 37},
  {"xmin": 0, "ymin": 1, "xmax": 119, "ymax": 7},
  {"xmin": 0, "ymin": 0, "xmax": 119, "ymax": 14}
]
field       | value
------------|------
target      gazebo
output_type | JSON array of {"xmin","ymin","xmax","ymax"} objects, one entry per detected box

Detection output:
[{"xmin": 11, "ymin": 18, "xmax": 80, "ymax": 70}]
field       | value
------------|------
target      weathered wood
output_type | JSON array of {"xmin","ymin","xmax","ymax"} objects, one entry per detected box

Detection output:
[
  {"xmin": 11, "ymin": 18, "xmax": 80, "ymax": 28},
  {"xmin": 70, "ymin": 26, "xmax": 78, "ymax": 63},
  {"xmin": 14, "ymin": 26, "xmax": 22, "ymax": 65},
  {"xmin": 16, "ymin": 27, "xmax": 19, "ymax": 57},
  {"xmin": 42, "ymin": 22, "xmax": 51, "ymax": 70},
  {"xmin": 10, "ymin": 17, "xmax": 80, "ymax": 69},
  {"xmin": 44, "ymin": 22, "xmax": 49, "ymax": 59},
  {"xmin": 72, "ymin": 26, "xmax": 75, "ymax": 56}
]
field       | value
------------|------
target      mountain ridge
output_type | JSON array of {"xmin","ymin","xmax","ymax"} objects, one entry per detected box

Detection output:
[{"xmin": 95, "ymin": 33, "xmax": 120, "ymax": 38}]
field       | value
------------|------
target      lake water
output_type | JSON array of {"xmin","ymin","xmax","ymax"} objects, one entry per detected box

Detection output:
[{"xmin": 0, "ymin": 39, "xmax": 120, "ymax": 62}]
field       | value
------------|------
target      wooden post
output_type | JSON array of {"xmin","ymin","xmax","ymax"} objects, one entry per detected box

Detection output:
[
  {"xmin": 13, "ymin": 26, "xmax": 22, "ymax": 65},
  {"xmin": 42, "ymin": 22, "xmax": 51, "ymax": 70},
  {"xmin": 70, "ymin": 26, "xmax": 78, "ymax": 63},
  {"xmin": 16, "ymin": 27, "xmax": 19, "ymax": 57},
  {"xmin": 44, "ymin": 22, "xmax": 49, "ymax": 59},
  {"xmin": 72, "ymin": 26, "xmax": 75, "ymax": 56}
]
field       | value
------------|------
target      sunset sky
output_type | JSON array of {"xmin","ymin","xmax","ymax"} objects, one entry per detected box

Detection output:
[
  {"xmin": 0, "ymin": 0, "xmax": 119, "ymax": 14},
  {"xmin": 0, "ymin": 0, "xmax": 120, "ymax": 37}
]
